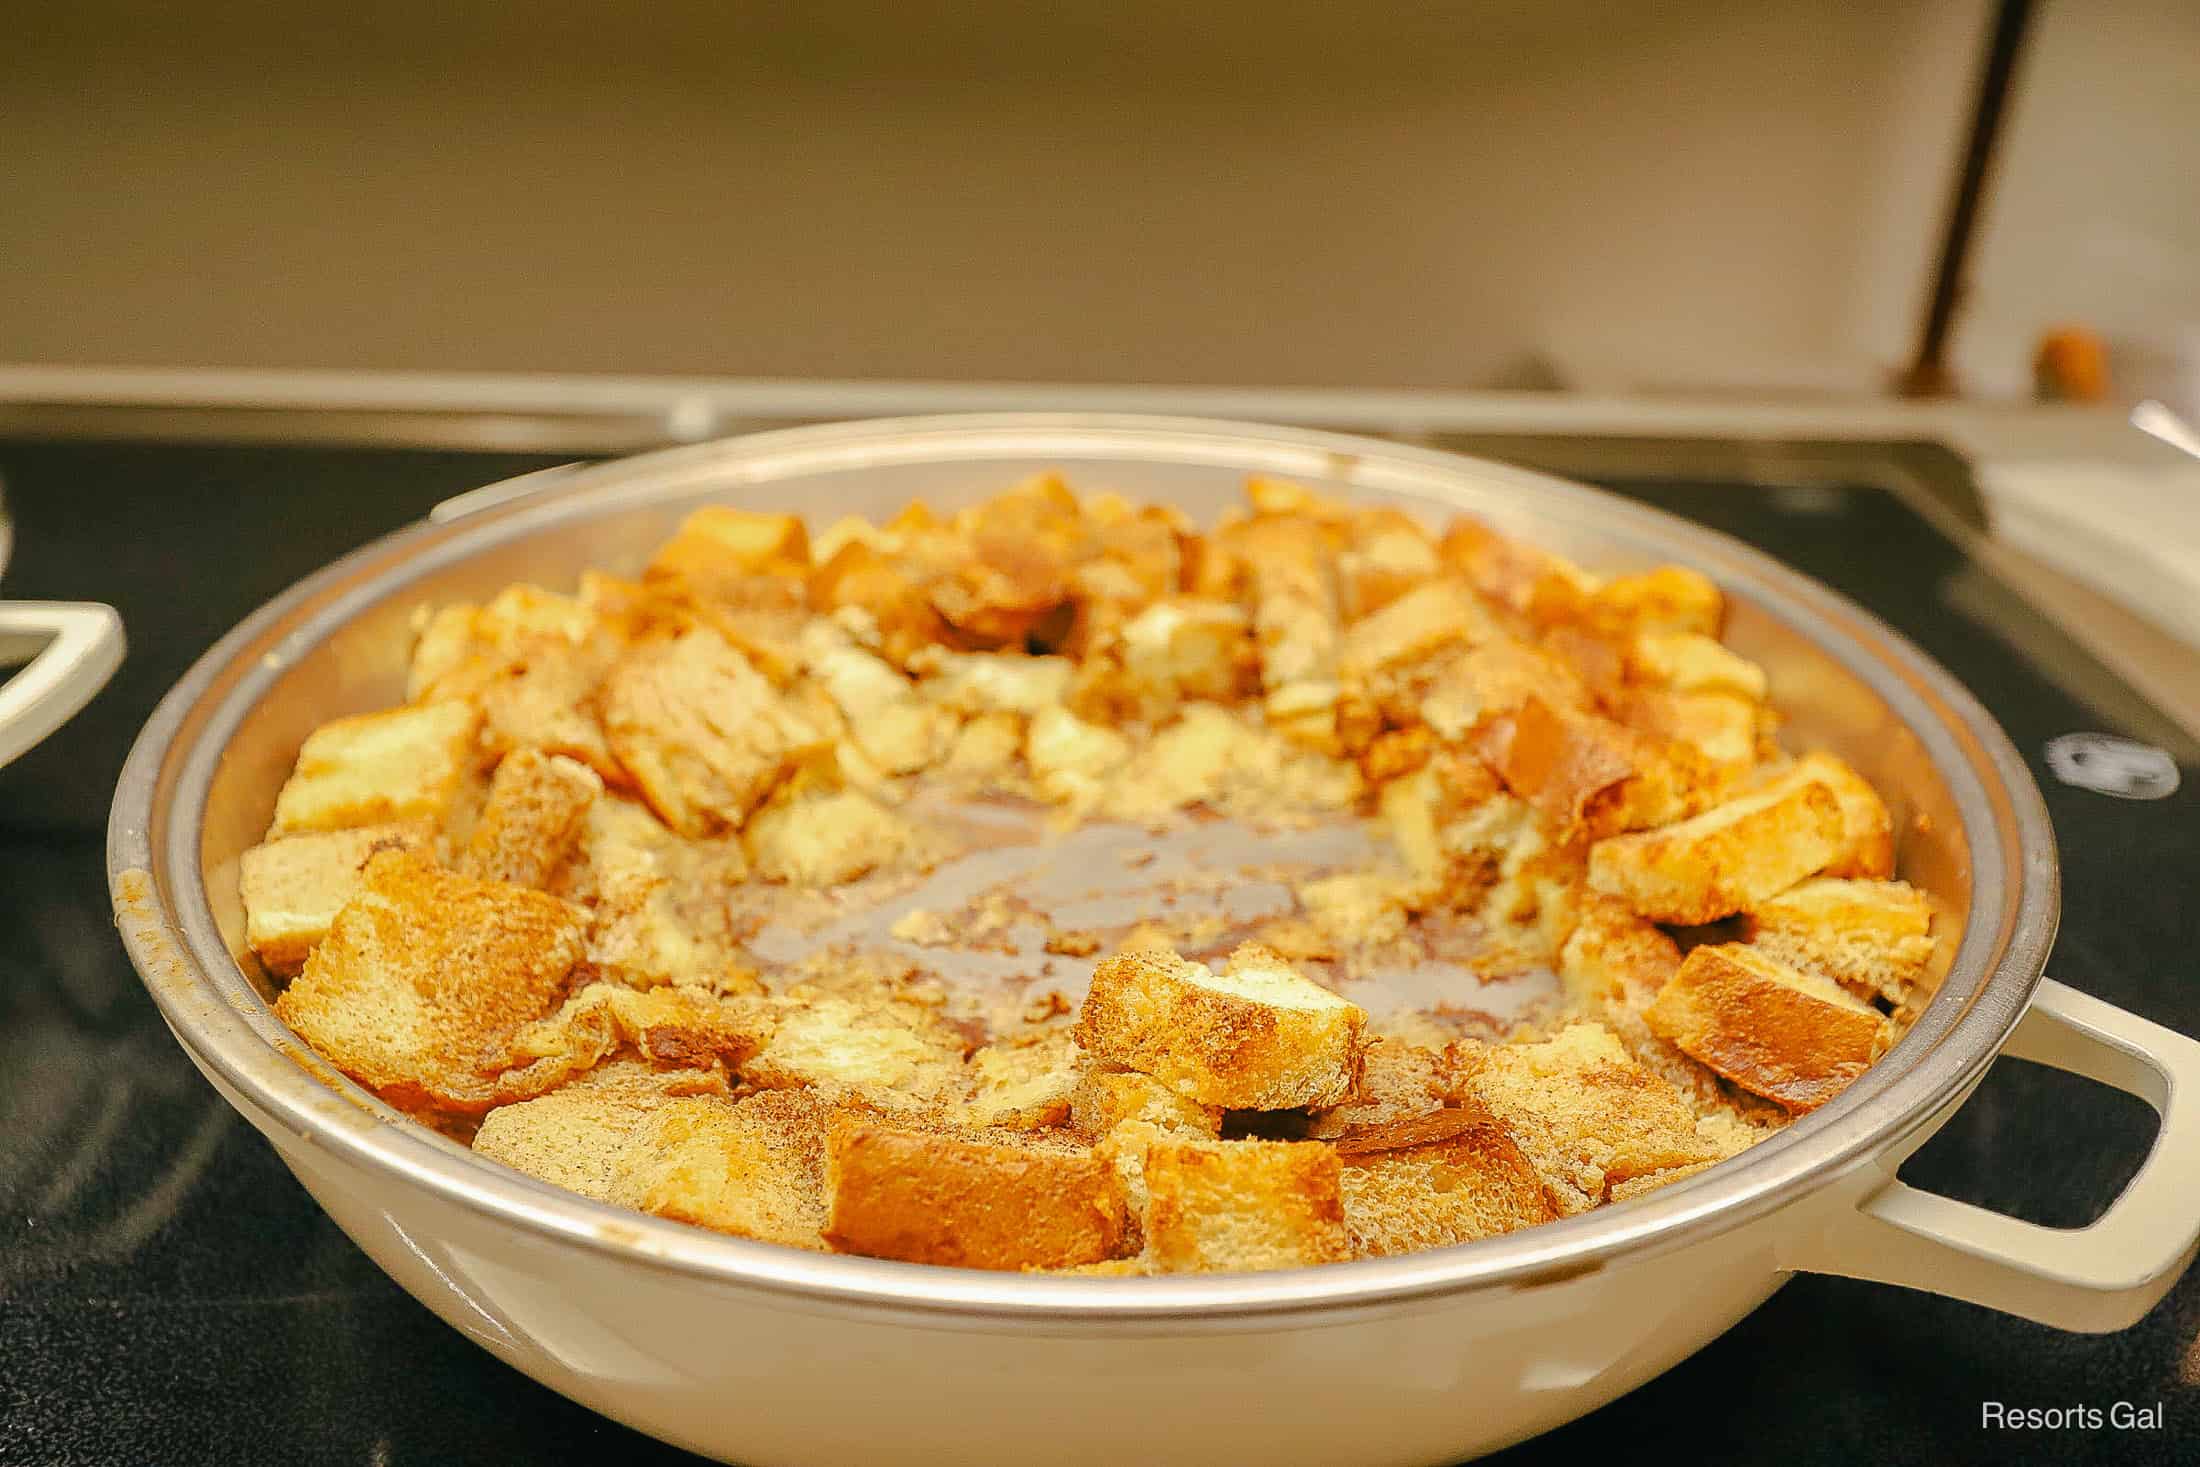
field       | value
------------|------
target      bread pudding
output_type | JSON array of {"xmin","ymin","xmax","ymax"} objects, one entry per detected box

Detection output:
[{"xmin": 243, "ymin": 472, "xmax": 1941, "ymax": 1273}]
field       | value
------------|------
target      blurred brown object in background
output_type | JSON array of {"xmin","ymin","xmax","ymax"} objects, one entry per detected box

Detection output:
[{"xmin": 2035, "ymin": 326, "xmax": 2110, "ymax": 402}]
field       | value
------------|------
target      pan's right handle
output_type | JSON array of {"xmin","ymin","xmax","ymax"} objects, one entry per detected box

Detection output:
[
  {"xmin": 1788, "ymin": 979, "xmax": 2200, "ymax": 1332},
  {"xmin": 0, "ymin": 601, "xmax": 125, "ymax": 769}
]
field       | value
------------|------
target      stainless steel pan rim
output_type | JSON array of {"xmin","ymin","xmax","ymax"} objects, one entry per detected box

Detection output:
[{"xmin": 107, "ymin": 412, "xmax": 2057, "ymax": 1323}]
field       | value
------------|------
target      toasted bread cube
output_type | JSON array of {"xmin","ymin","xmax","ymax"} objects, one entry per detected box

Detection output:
[
  {"xmin": 1471, "ymin": 696, "xmax": 1656, "ymax": 836},
  {"xmin": 273, "ymin": 851, "xmax": 586, "ymax": 1112},
  {"xmin": 407, "ymin": 603, "xmax": 484, "ymax": 702},
  {"xmin": 409, "ymin": 588, "xmax": 624, "ymax": 778},
  {"xmin": 1338, "ymin": 508, "xmax": 1441, "ymax": 620},
  {"xmin": 915, "ymin": 649, "xmax": 1075, "ymax": 715},
  {"xmin": 573, "ymin": 798, "xmax": 755, "ymax": 990},
  {"xmin": 1557, "ymin": 892, "xmax": 1682, "ymax": 1006},
  {"xmin": 1626, "ymin": 631, "xmax": 1767, "ymax": 700},
  {"xmin": 607, "ymin": 1088, "xmax": 832, "ymax": 1249},
  {"xmin": 808, "ymin": 539, "xmax": 948, "ymax": 666},
  {"xmin": 1339, "ymin": 579, "xmax": 1495, "ymax": 686},
  {"xmin": 743, "ymin": 995, "xmax": 967, "ymax": 1109},
  {"xmin": 1143, "ymin": 1137, "xmax": 1349, "ymax": 1273},
  {"xmin": 1648, "ymin": 942, "xmax": 1889, "ymax": 1113},
  {"xmin": 1791, "ymin": 752, "xmax": 1896, "ymax": 878},
  {"xmin": 743, "ymin": 774, "xmax": 916, "ymax": 886},
  {"xmin": 957, "ymin": 1030, "xmax": 1082, "ymax": 1130},
  {"xmin": 500, "ymin": 980, "xmax": 772, "ymax": 1094},
  {"xmin": 473, "ymin": 1059, "xmax": 724, "ymax": 1200},
  {"xmin": 824, "ymin": 1119, "xmax": 1123, "ymax": 1270},
  {"xmin": 1438, "ymin": 516, "xmax": 1600, "ymax": 623},
  {"xmin": 1586, "ymin": 769, "xmax": 1846, "ymax": 924},
  {"xmin": 1415, "ymin": 637, "xmax": 1591, "ymax": 742},
  {"xmin": 1450, "ymin": 1022, "xmax": 1719, "ymax": 1211},
  {"xmin": 602, "ymin": 626, "xmax": 824, "ymax": 837},
  {"xmin": 1606, "ymin": 687, "xmax": 1760, "ymax": 777},
  {"xmin": 1024, "ymin": 703, "xmax": 1132, "ymax": 809},
  {"xmin": 1223, "ymin": 514, "xmax": 1346, "ymax": 753},
  {"xmin": 648, "ymin": 506, "xmax": 811, "ymax": 592},
  {"xmin": 1305, "ymin": 1039, "xmax": 1455, "ymax": 1139},
  {"xmin": 799, "ymin": 620, "xmax": 953, "ymax": 775},
  {"xmin": 270, "ymin": 701, "xmax": 482, "ymax": 836},
  {"xmin": 1584, "ymin": 566, "xmax": 1722, "ymax": 638},
  {"xmin": 1746, "ymin": 877, "xmax": 1936, "ymax": 1004},
  {"xmin": 1337, "ymin": 1109, "xmax": 1556, "ymax": 1257},
  {"xmin": 240, "ymin": 821, "xmax": 437, "ymax": 974},
  {"xmin": 1073, "ymin": 943, "xmax": 1367, "ymax": 1110},
  {"xmin": 459, "ymin": 749, "xmax": 601, "ymax": 888},
  {"xmin": 1068, "ymin": 1069, "xmax": 1223, "ymax": 1142},
  {"xmin": 1119, "ymin": 597, "xmax": 1255, "ymax": 706},
  {"xmin": 1378, "ymin": 752, "xmax": 1527, "ymax": 902}
]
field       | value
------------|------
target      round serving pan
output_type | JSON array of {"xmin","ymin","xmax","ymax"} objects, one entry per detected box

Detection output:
[{"xmin": 108, "ymin": 416, "xmax": 2200, "ymax": 1466}]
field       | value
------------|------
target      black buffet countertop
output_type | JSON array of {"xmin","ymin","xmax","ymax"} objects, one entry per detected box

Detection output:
[{"xmin": 2, "ymin": 435, "xmax": 2196, "ymax": 1466}]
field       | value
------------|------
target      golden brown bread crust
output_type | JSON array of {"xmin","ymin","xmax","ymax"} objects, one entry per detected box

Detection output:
[
  {"xmin": 1339, "ymin": 1112, "xmax": 1556, "ymax": 1257},
  {"xmin": 1585, "ymin": 773, "xmax": 1846, "ymax": 924},
  {"xmin": 1647, "ymin": 942, "xmax": 1887, "ymax": 1113},
  {"xmin": 1072, "ymin": 943, "xmax": 1367, "ymax": 1110},
  {"xmin": 240, "ymin": 820, "xmax": 436, "ymax": 975},
  {"xmin": 824, "ymin": 1118, "xmax": 1124, "ymax": 1270},
  {"xmin": 1142, "ymin": 1136, "xmax": 1350, "ymax": 1273},
  {"xmin": 273, "ymin": 851, "xmax": 587, "ymax": 1113},
  {"xmin": 609, "ymin": 1088, "xmax": 833, "ymax": 1249},
  {"xmin": 269, "ymin": 700, "xmax": 483, "ymax": 836},
  {"xmin": 1746, "ymin": 876, "xmax": 1935, "ymax": 1004},
  {"xmin": 459, "ymin": 749, "xmax": 601, "ymax": 888}
]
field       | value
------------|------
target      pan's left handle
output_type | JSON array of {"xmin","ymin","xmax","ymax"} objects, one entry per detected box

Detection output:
[
  {"xmin": 0, "ymin": 601, "xmax": 125, "ymax": 769},
  {"xmin": 1786, "ymin": 979, "xmax": 2200, "ymax": 1332}
]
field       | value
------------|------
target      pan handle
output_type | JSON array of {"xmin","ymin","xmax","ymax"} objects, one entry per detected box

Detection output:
[
  {"xmin": 1789, "ymin": 979, "xmax": 2200, "ymax": 1332},
  {"xmin": 0, "ymin": 601, "xmax": 125, "ymax": 769}
]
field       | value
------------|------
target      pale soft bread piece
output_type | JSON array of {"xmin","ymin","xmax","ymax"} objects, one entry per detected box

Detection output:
[
  {"xmin": 1305, "ymin": 1039, "xmax": 1454, "ymax": 1139},
  {"xmin": 572, "ymin": 797, "xmax": 756, "ymax": 991},
  {"xmin": 1377, "ymin": 751, "xmax": 1528, "ymax": 904},
  {"xmin": 1585, "ymin": 769, "xmax": 1846, "ymax": 924},
  {"xmin": 1647, "ymin": 942, "xmax": 1888, "ymax": 1114},
  {"xmin": 1338, "ymin": 579, "xmax": 1495, "ymax": 689},
  {"xmin": 824, "ymin": 1118, "xmax": 1123, "ymax": 1271},
  {"xmin": 269, "ymin": 701, "xmax": 482, "ymax": 836},
  {"xmin": 1024, "ymin": 704, "xmax": 1132, "ymax": 810},
  {"xmin": 1220, "ymin": 511, "xmax": 1347, "ymax": 753},
  {"xmin": 273, "ymin": 851, "xmax": 586, "ymax": 1112},
  {"xmin": 1449, "ymin": 1022, "xmax": 1720, "ymax": 1212},
  {"xmin": 601, "ymin": 626, "xmax": 824, "ymax": 837},
  {"xmin": 914, "ymin": 649, "xmax": 1074, "ymax": 715},
  {"xmin": 798, "ymin": 619, "xmax": 952, "ymax": 775},
  {"xmin": 500, "ymin": 980, "xmax": 772, "ymax": 1092},
  {"xmin": 1746, "ymin": 877, "xmax": 1936, "ymax": 1004},
  {"xmin": 1337, "ymin": 506, "xmax": 1441, "ymax": 620},
  {"xmin": 1337, "ymin": 1110, "xmax": 1556, "ymax": 1257},
  {"xmin": 1073, "ymin": 943, "xmax": 1367, "ymax": 1110},
  {"xmin": 1068, "ymin": 1069, "xmax": 1223, "ymax": 1142},
  {"xmin": 743, "ymin": 772, "xmax": 917, "ymax": 887},
  {"xmin": 1142, "ymin": 1136, "xmax": 1350, "ymax": 1273},
  {"xmin": 473, "ymin": 1059, "xmax": 724, "ymax": 1200},
  {"xmin": 956, "ymin": 1030, "xmax": 1082, "ymax": 1130},
  {"xmin": 1788, "ymin": 752, "xmax": 1897, "ymax": 878},
  {"xmin": 1556, "ymin": 892, "xmax": 1682, "ymax": 1006},
  {"xmin": 240, "ymin": 821, "xmax": 436, "ymax": 975},
  {"xmin": 459, "ymin": 749, "xmax": 601, "ymax": 888},
  {"xmin": 607, "ymin": 1088, "xmax": 832, "ymax": 1249},
  {"xmin": 1625, "ymin": 631, "xmax": 1767, "ymax": 699},
  {"xmin": 1118, "ymin": 596, "xmax": 1254, "ymax": 707},
  {"xmin": 409, "ymin": 587, "xmax": 624, "ymax": 779},
  {"xmin": 743, "ymin": 994, "xmax": 968, "ymax": 1110}
]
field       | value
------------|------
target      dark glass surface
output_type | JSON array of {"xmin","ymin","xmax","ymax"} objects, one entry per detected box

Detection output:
[{"xmin": 1, "ymin": 440, "xmax": 2193, "ymax": 1466}]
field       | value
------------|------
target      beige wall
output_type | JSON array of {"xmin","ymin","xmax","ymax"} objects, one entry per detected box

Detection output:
[{"xmin": 8, "ymin": 0, "xmax": 1987, "ymax": 390}]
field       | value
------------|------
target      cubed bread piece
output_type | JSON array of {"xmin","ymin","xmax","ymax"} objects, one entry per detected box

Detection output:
[
  {"xmin": 1556, "ymin": 892, "xmax": 1682, "ymax": 1006},
  {"xmin": 1305, "ymin": 1039, "xmax": 1455, "ymax": 1139},
  {"xmin": 1450, "ymin": 1022, "xmax": 1720, "ymax": 1211},
  {"xmin": 914, "ymin": 649, "xmax": 1075, "ymax": 715},
  {"xmin": 1585, "ymin": 770, "xmax": 1846, "ymax": 924},
  {"xmin": 1024, "ymin": 703, "xmax": 1132, "ymax": 810},
  {"xmin": 240, "ymin": 821, "xmax": 438, "ymax": 975},
  {"xmin": 743, "ymin": 994, "xmax": 968, "ymax": 1110},
  {"xmin": 647, "ymin": 506, "xmax": 811, "ymax": 595},
  {"xmin": 1415, "ymin": 637, "xmax": 1592, "ymax": 742},
  {"xmin": 809, "ymin": 539, "xmax": 949, "ymax": 665},
  {"xmin": 956, "ymin": 1030, "xmax": 1082, "ymax": 1130},
  {"xmin": 1068, "ymin": 1069, "xmax": 1223, "ymax": 1142},
  {"xmin": 1471, "ymin": 696, "xmax": 1659, "ymax": 837},
  {"xmin": 1143, "ymin": 1136, "xmax": 1350, "ymax": 1273},
  {"xmin": 1378, "ymin": 751, "xmax": 1529, "ymax": 906},
  {"xmin": 1789, "ymin": 752, "xmax": 1897, "ymax": 878},
  {"xmin": 575, "ymin": 798, "xmax": 756, "ymax": 991},
  {"xmin": 1338, "ymin": 579, "xmax": 1496, "ymax": 689},
  {"xmin": 1647, "ymin": 942, "xmax": 1888, "ymax": 1114},
  {"xmin": 1073, "ymin": 943, "xmax": 1367, "ymax": 1109},
  {"xmin": 273, "ymin": 851, "xmax": 586, "ymax": 1112},
  {"xmin": 1438, "ymin": 516, "xmax": 1600, "ymax": 624},
  {"xmin": 602, "ymin": 626, "xmax": 825, "ymax": 837},
  {"xmin": 409, "ymin": 588, "xmax": 624, "ymax": 779},
  {"xmin": 1746, "ymin": 877, "xmax": 1936, "ymax": 1004},
  {"xmin": 1625, "ymin": 631, "xmax": 1767, "ymax": 700},
  {"xmin": 799, "ymin": 619, "xmax": 953, "ymax": 775},
  {"xmin": 269, "ymin": 701, "xmax": 482, "ymax": 836},
  {"xmin": 1607, "ymin": 1160, "xmax": 1719, "ymax": 1205},
  {"xmin": 1337, "ymin": 507, "xmax": 1441, "ymax": 620},
  {"xmin": 459, "ymin": 749, "xmax": 601, "ymax": 888},
  {"xmin": 1118, "ymin": 596, "xmax": 1255, "ymax": 706},
  {"xmin": 824, "ymin": 1119, "xmax": 1123, "ymax": 1271},
  {"xmin": 473, "ymin": 1059, "xmax": 726, "ymax": 1200},
  {"xmin": 1225, "ymin": 514, "xmax": 1346, "ymax": 753},
  {"xmin": 743, "ymin": 775, "xmax": 916, "ymax": 886},
  {"xmin": 607, "ymin": 1088, "xmax": 832, "ymax": 1249},
  {"xmin": 1583, "ymin": 566, "xmax": 1722, "ymax": 638},
  {"xmin": 499, "ymin": 980, "xmax": 773, "ymax": 1095},
  {"xmin": 1605, "ymin": 687, "xmax": 1761, "ymax": 778},
  {"xmin": 1337, "ymin": 1108, "xmax": 1556, "ymax": 1257}
]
